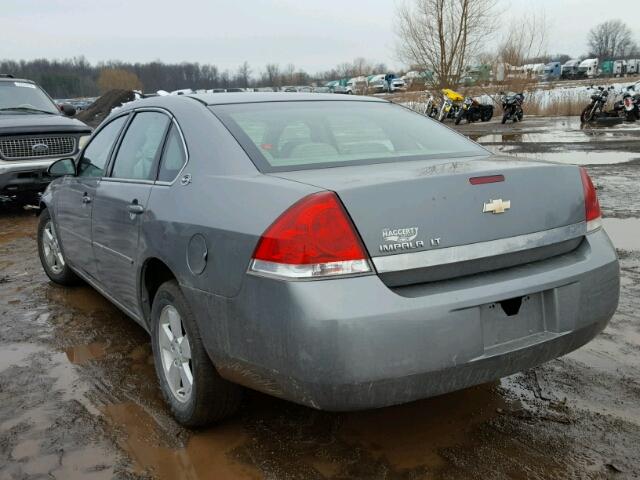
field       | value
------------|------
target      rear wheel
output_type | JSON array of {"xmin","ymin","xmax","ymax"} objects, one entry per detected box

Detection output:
[
  {"xmin": 150, "ymin": 280, "xmax": 242, "ymax": 427},
  {"xmin": 37, "ymin": 209, "xmax": 80, "ymax": 286}
]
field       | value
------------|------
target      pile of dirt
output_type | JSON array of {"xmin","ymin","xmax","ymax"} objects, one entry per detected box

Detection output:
[{"xmin": 75, "ymin": 89, "xmax": 135, "ymax": 128}]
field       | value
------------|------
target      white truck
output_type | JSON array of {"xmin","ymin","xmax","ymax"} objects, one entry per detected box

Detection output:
[
  {"xmin": 578, "ymin": 58, "xmax": 599, "ymax": 78},
  {"xmin": 627, "ymin": 59, "xmax": 640, "ymax": 75}
]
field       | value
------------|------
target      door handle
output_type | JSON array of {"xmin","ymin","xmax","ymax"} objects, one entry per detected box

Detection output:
[
  {"xmin": 82, "ymin": 194, "xmax": 92, "ymax": 204},
  {"xmin": 127, "ymin": 204, "xmax": 145, "ymax": 214}
]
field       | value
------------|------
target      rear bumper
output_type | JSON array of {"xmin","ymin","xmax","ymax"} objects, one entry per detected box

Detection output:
[{"xmin": 184, "ymin": 228, "xmax": 619, "ymax": 411}]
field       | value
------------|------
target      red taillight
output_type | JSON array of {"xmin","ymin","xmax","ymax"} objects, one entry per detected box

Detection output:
[
  {"xmin": 580, "ymin": 167, "xmax": 601, "ymax": 231},
  {"xmin": 251, "ymin": 192, "xmax": 371, "ymax": 279}
]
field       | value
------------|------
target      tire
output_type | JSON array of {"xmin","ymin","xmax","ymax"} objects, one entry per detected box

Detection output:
[
  {"xmin": 580, "ymin": 105, "xmax": 594, "ymax": 123},
  {"xmin": 454, "ymin": 114, "xmax": 462, "ymax": 125},
  {"xmin": 150, "ymin": 280, "xmax": 242, "ymax": 427},
  {"xmin": 37, "ymin": 209, "xmax": 80, "ymax": 286},
  {"xmin": 501, "ymin": 113, "xmax": 508, "ymax": 124}
]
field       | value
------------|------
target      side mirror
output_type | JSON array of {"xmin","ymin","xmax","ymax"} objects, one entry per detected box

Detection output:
[
  {"xmin": 47, "ymin": 158, "xmax": 76, "ymax": 177},
  {"xmin": 59, "ymin": 103, "xmax": 76, "ymax": 117}
]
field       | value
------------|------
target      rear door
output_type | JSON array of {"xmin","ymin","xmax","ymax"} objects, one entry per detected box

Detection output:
[
  {"xmin": 91, "ymin": 110, "xmax": 171, "ymax": 314},
  {"xmin": 55, "ymin": 115, "xmax": 127, "ymax": 279}
]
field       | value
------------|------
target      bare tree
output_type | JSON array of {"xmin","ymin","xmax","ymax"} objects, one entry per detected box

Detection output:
[
  {"xmin": 264, "ymin": 63, "xmax": 281, "ymax": 87},
  {"xmin": 588, "ymin": 20, "xmax": 637, "ymax": 59},
  {"xmin": 497, "ymin": 11, "xmax": 548, "ymax": 68},
  {"xmin": 395, "ymin": 0, "xmax": 498, "ymax": 88},
  {"xmin": 284, "ymin": 63, "xmax": 296, "ymax": 84},
  {"xmin": 236, "ymin": 61, "xmax": 252, "ymax": 88}
]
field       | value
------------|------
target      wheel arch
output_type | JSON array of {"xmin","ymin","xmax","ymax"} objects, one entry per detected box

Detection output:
[
  {"xmin": 140, "ymin": 257, "xmax": 179, "ymax": 327},
  {"xmin": 38, "ymin": 190, "xmax": 54, "ymax": 215}
]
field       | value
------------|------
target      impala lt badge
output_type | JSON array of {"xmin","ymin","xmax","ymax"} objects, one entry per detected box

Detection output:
[
  {"xmin": 380, "ymin": 226, "xmax": 424, "ymax": 252},
  {"xmin": 483, "ymin": 199, "xmax": 511, "ymax": 214}
]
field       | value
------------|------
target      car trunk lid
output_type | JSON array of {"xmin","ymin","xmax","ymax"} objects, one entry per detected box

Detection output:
[{"xmin": 271, "ymin": 155, "xmax": 587, "ymax": 286}]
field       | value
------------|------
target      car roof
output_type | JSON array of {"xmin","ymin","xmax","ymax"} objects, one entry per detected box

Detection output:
[
  {"xmin": 0, "ymin": 76, "xmax": 34, "ymax": 84},
  {"xmin": 187, "ymin": 92, "xmax": 388, "ymax": 106}
]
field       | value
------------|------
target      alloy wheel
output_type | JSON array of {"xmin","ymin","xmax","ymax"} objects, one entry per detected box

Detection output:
[
  {"xmin": 158, "ymin": 305, "xmax": 193, "ymax": 403},
  {"xmin": 42, "ymin": 220, "xmax": 65, "ymax": 275}
]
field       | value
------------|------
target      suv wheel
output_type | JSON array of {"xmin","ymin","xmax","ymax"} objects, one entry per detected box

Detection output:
[
  {"xmin": 37, "ymin": 209, "xmax": 80, "ymax": 285},
  {"xmin": 150, "ymin": 280, "xmax": 242, "ymax": 427}
]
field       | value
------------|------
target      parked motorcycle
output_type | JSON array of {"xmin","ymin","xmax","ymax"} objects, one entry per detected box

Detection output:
[
  {"xmin": 612, "ymin": 85, "xmax": 640, "ymax": 122},
  {"xmin": 419, "ymin": 92, "xmax": 438, "ymax": 117},
  {"xmin": 455, "ymin": 97, "xmax": 494, "ymax": 124},
  {"xmin": 437, "ymin": 88, "xmax": 464, "ymax": 122},
  {"xmin": 500, "ymin": 92, "xmax": 524, "ymax": 124},
  {"xmin": 580, "ymin": 85, "xmax": 615, "ymax": 123}
]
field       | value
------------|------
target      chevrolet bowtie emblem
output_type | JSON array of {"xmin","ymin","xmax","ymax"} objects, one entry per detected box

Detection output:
[{"xmin": 483, "ymin": 198, "xmax": 511, "ymax": 214}]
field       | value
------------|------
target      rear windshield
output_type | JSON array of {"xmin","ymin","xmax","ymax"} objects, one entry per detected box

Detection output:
[{"xmin": 211, "ymin": 101, "xmax": 487, "ymax": 172}]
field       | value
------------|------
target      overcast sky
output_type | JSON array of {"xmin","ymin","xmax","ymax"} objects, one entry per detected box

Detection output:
[{"xmin": 1, "ymin": 0, "xmax": 639, "ymax": 74}]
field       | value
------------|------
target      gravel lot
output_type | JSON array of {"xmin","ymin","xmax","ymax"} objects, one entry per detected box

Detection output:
[{"xmin": 1, "ymin": 115, "xmax": 639, "ymax": 479}]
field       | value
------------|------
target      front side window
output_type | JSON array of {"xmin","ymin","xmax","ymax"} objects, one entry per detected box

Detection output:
[
  {"xmin": 111, "ymin": 111, "xmax": 170, "ymax": 181},
  {"xmin": 157, "ymin": 125, "xmax": 187, "ymax": 182},
  {"xmin": 0, "ymin": 81, "xmax": 59, "ymax": 115},
  {"xmin": 78, "ymin": 116, "xmax": 127, "ymax": 178},
  {"xmin": 212, "ymin": 101, "xmax": 487, "ymax": 172}
]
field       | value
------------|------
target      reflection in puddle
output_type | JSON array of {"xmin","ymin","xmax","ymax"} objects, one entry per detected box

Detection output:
[
  {"xmin": 47, "ymin": 285, "xmax": 114, "ymax": 314},
  {"xmin": 341, "ymin": 383, "xmax": 507, "ymax": 470},
  {"xmin": 487, "ymin": 147, "xmax": 638, "ymax": 165},
  {"xmin": 65, "ymin": 342, "xmax": 107, "ymax": 364},
  {"xmin": 603, "ymin": 218, "xmax": 640, "ymax": 251},
  {"xmin": 104, "ymin": 403, "xmax": 261, "ymax": 480}
]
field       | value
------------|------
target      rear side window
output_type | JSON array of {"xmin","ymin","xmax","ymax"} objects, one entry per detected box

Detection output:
[
  {"xmin": 78, "ymin": 116, "xmax": 127, "ymax": 177},
  {"xmin": 158, "ymin": 125, "xmax": 187, "ymax": 182},
  {"xmin": 212, "ymin": 101, "xmax": 487, "ymax": 172},
  {"xmin": 111, "ymin": 111, "xmax": 170, "ymax": 181}
]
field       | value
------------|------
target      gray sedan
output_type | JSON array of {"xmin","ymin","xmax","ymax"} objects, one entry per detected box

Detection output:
[{"xmin": 38, "ymin": 93, "xmax": 619, "ymax": 427}]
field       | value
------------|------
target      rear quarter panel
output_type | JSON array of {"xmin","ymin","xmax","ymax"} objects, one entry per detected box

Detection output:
[{"xmin": 138, "ymin": 98, "xmax": 321, "ymax": 298}]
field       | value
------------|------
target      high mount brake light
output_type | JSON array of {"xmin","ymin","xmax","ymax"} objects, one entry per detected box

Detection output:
[
  {"xmin": 469, "ymin": 175, "xmax": 504, "ymax": 185},
  {"xmin": 250, "ymin": 192, "xmax": 372, "ymax": 279},
  {"xmin": 580, "ymin": 167, "xmax": 602, "ymax": 232}
]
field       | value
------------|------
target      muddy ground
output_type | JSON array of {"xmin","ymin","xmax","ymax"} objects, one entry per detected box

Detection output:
[{"xmin": 1, "ymin": 116, "xmax": 639, "ymax": 480}]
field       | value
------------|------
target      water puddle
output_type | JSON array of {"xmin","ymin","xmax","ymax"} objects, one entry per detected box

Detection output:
[
  {"xmin": 340, "ymin": 383, "xmax": 509, "ymax": 470},
  {"xmin": 65, "ymin": 342, "xmax": 107, "ymax": 364},
  {"xmin": 0, "ymin": 343, "xmax": 46, "ymax": 371},
  {"xmin": 476, "ymin": 130, "xmax": 638, "ymax": 144},
  {"xmin": 603, "ymin": 218, "xmax": 640, "ymax": 251},
  {"xmin": 104, "ymin": 402, "xmax": 261, "ymax": 480},
  {"xmin": 488, "ymin": 147, "xmax": 639, "ymax": 165},
  {"xmin": 0, "ymin": 213, "xmax": 37, "ymax": 244},
  {"xmin": 47, "ymin": 285, "xmax": 115, "ymax": 314}
]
